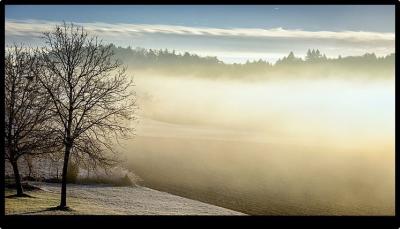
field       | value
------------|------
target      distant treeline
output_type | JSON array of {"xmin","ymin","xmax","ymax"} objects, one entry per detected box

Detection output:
[{"xmin": 110, "ymin": 44, "xmax": 395, "ymax": 79}]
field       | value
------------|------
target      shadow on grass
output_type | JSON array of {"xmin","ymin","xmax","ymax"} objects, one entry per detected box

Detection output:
[
  {"xmin": 6, "ymin": 193, "xmax": 36, "ymax": 198},
  {"xmin": 20, "ymin": 206, "xmax": 75, "ymax": 215}
]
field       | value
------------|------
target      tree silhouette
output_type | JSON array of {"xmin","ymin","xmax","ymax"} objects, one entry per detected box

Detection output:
[
  {"xmin": 5, "ymin": 45, "xmax": 59, "ymax": 196},
  {"xmin": 305, "ymin": 49, "xmax": 324, "ymax": 62},
  {"xmin": 276, "ymin": 51, "xmax": 303, "ymax": 65},
  {"xmin": 39, "ymin": 23, "xmax": 136, "ymax": 209}
]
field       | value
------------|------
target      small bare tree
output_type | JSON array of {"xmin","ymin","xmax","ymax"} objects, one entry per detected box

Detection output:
[
  {"xmin": 5, "ymin": 45, "xmax": 59, "ymax": 196},
  {"xmin": 23, "ymin": 154, "xmax": 34, "ymax": 178},
  {"xmin": 39, "ymin": 23, "xmax": 136, "ymax": 209}
]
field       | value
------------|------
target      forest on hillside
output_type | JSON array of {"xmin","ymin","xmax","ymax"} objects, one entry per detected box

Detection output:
[{"xmin": 111, "ymin": 45, "xmax": 395, "ymax": 80}]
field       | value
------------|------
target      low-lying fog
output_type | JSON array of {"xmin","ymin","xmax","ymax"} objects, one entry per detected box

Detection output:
[{"xmin": 119, "ymin": 72, "xmax": 394, "ymax": 215}]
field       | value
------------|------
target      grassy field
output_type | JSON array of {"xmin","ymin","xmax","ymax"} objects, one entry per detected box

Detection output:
[
  {"xmin": 5, "ymin": 183, "xmax": 244, "ymax": 215},
  {"xmin": 5, "ymin": 189, "xmax": 121, "ymax": 215}
]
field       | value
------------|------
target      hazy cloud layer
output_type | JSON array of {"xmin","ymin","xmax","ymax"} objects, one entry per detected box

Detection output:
[
  {"xmin": 5, "ymin": 19, "xmax": 395, "ymax": 63},
  {"xmin": 6, "ymin": 19, "xmax": 395, "ymax": 41}
]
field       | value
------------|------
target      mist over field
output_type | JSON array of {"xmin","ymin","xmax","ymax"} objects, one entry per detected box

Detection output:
[
  {"xmin": 117, "ymin": 64, "xmax": 394, "ymax": 215},
  {"xmin": 4, "ymin": 5, "xmax": 395, "ymax": 216}
]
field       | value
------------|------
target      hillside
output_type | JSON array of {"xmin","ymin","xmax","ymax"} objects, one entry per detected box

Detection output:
[{"xmin": 6, "ymin": 182, "xmax": 245, "ymax": 215}]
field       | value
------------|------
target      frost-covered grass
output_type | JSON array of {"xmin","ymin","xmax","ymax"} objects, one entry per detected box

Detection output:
[
  {"xmin": 5, "ymin": 182, "xmax": 245, "ymax": 215},
  {"xmin": 5, "ymin": 188, "xmax": 120, "ymax": 215}
]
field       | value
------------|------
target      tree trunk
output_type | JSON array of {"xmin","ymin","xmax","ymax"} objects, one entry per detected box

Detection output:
[
  {"xmin": 59, "ymin": 144, "xmax": 71, "ymax": 208},
  {"xmin": 26, "ymin": 155, "xmax": 33, "ymax": 178},
  {"xmin": 11, "ymin": 160, "xmax": 24, "ymax": 196},
  {"xmin": 49, "ymin": 159, "xmax": 52, "ymax": 178}
]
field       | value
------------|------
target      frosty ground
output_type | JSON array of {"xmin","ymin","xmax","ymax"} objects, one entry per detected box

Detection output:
[{"xmin": 5, "ymin": 182, "xmax": 245, "ymax": 215}]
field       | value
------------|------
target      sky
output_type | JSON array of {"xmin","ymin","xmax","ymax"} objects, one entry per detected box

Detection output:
[{"xmin": 5, "ymin": 5, "xmax": 395, "ymax": 63}]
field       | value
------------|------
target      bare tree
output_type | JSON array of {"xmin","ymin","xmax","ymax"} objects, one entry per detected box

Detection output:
[
  {"xmin": 39, "ymin": 23, "xmax": 136, "ymax": 209},
  {"xmin": 5, "ymin": 45, "xmax": 59, "ymax": 196},
  {"xmin": 23, "ymin": 154, "xmax": 34, "ymax": 178}
]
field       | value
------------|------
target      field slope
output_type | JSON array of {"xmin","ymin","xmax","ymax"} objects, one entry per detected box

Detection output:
[{"xmin": 5, "ymin": 182, "xmax": 245, "ymax": 215}]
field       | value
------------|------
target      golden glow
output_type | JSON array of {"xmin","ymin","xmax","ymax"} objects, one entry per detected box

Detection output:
[{"xmin": 118, "ymin": 71, "xmax": 394, "ymax": 215}]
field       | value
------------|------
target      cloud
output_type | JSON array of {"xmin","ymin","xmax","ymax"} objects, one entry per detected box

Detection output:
[
  {"xmin": 5, "ymin": 19, "xmax": 394, "ymax": 64},
  {"xmin": 5, "ymin": 19, "xmax": 395, "ymax": 43}
]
